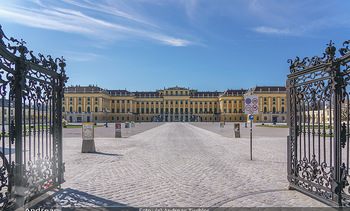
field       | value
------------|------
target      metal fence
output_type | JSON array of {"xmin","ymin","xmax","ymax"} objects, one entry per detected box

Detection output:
[
  {"xmin": 287, "ymin": 40, "xmax": 350, "ymax": 206},
  {"xmin": 0, "ymin": 25, "xmax": 67, "ymax": 209}
]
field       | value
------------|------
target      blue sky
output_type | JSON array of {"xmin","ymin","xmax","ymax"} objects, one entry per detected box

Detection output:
[{"xmin": 0, "ymin": 0, "xmax": 349, "ymax": 92}]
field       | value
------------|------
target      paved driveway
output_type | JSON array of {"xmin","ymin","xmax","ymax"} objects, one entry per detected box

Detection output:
[{"xmin": 34, "ymin": 123, "xmax": 328, "ymax": 208}]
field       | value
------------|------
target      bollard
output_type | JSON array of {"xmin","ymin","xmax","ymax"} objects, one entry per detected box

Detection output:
[{"xmin": 81, "ymin": 122, "xmax": 96, "ymax": 153}]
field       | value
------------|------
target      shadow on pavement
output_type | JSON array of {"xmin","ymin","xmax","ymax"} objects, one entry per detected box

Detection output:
[
  {"xmin": 28, "ymin": 188, "xmax": 133, "ymax": 209},
  {"xmin": 94, "ymin": 151, "xmax": 123, "ymax": 156}
]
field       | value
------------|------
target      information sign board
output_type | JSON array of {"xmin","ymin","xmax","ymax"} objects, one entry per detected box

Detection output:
[
  {"xmin": 82, "ymin": 122, "xmax": 94, "ymax": 141},
  {"xmin": 115, "ymin": 123, "xmax": 121, "ymax": 132}
]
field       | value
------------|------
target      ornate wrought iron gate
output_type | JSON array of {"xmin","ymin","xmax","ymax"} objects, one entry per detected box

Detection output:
[
  {"xmin": 0, "ymin": 25, "xmax": 67, "ymax": 209},
  {"xmin": 287, "ymin": 40, "xmax": 350, "ymax": 206}
]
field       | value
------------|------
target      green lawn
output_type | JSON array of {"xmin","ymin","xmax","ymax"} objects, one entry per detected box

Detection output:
[
  {"xmin": 25, "ymin": 125, "xmax": 48, "ymax": 130},
  {"xmin": 297, "ymin": 125, "xmax": 333, "ymax": 130},
  {"xmin": 298, "ymin": 132, "xmax": 333, "ymax": 137},
  {"xmin": 63, "ymin": 125, "xmax": 104, "ymax": 129},
  {"xmin": 0, "ymin": 125, "xmax": 104, "ymax": 137},
  {"xmin": 256, "ymin": 124, "xmax": 334, "ymax": 129},
  {"xmin": 255, "ymin": 124, "xmax": 336, "ymax": 137},
  {"xmin": 256, "ymin": 124, "xmax": 289, "ymax": 128},
  {"xmin": 23, "ymin": 125, "xmax": 105, "ymax": 129}
]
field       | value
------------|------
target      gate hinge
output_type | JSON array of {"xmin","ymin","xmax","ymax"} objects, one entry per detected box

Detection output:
[{"xmin": 341, "ymin": 122, "xmax": 347, "ymax": 148}]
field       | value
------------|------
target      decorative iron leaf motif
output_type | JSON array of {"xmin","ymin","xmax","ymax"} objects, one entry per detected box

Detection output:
[
  {"xmin": 0, "ymin": 158, "xmax": 10, "ymax": 207},
  {"xmin": 288, "ymin": 55, "xmax": 327, "ymax": 73},
  {"xmin": 23, "ymin": 157, "xmax": 55, "ymax": 199},
  {"xmin": 295, "ymin": 158, "xmax": 333, "ymax": 198},
  {"xmin": 340, "ymin": 40, "xmax": 350, "ymax": 56},
  {"xmin": 0, "ymin": 24, "xmax": 68, "ymax": 87},
  {"xmin": 288, "ymin": 40, "xmax": 350, "ymax": 73}
]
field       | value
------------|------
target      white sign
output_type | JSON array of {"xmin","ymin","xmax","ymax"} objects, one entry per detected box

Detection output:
[
  {"xmin": 82, "ymin": 123, "xmax": 94, "ymax": 141},
  {"xmin": 245, "ymin": 95, "xmax": 259, "ymax": 115}
]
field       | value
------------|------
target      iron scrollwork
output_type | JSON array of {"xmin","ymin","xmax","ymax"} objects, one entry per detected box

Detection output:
[
  {"xmin": 23, "ymin": 157, "xmax": 55, "ymax": 198},
  {"xmin": 341, "ymin": 123, "xmax": 347, "ymax": 148},
  {"xmin": 288, "ymin": 41, "xmax": 339, "ymax": 74},
  {"xmin": 0, "ymin": 25, "xmax": 67, "ymax": 209},
  {"xmin": 287, "ymin": 39, "xmax": 350, "ymax": 206},
  {"xmin": 339, "ymin": 40, "xmax": 350, "ymax": 56}
]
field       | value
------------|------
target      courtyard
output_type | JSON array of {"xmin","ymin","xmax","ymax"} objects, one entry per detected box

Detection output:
[{"xmin": 25, "ymin": 122, "xmax": 329, "ymax": 209}]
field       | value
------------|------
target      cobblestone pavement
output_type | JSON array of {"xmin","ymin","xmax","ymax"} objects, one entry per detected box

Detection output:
[
  {"xmin": 39, "ymin": 122, "xmax": 329, "ymax": 208},
  {"xmin": 63, "ymin": 122, "xmax": 165, "ymax": 138},
  {"xmin": 188, "ymin": 122, "xmax": 289, "ymax": 138}
]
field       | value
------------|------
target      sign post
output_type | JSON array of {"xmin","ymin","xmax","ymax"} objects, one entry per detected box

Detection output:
[
  {"xmin": 249, "ymin": 114, "xmax": 254, "ymax": 160},
  {"xmin": 245, "ymin": 95, "xmax": 259, "ymax": 160},
  {"xmin": 81, "ymin": 122, "xmax": 96, "ymax": 153}
]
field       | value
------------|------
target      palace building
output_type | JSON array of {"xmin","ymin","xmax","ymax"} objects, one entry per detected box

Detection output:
[{"xmin": 62, "ymin": 85, "xmax": 287, "ymax": 123}]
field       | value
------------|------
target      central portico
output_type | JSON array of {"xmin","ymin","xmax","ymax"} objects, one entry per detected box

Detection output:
[{"xmin": 154, "ymin": 86, "xmax": 219, "ymax": 122}]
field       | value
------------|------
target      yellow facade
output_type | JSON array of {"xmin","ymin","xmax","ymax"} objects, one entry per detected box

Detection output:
[
  {"xmin": 62, "ymin": 85, "xmax": 287, "ymax": 123},
  {"xmin": 246, "ymin": 86, "xmax": 287, "ymax": 123},
  {"xmin": 0, "ymin": 99, "xmax": 50, "ymax": 124}
]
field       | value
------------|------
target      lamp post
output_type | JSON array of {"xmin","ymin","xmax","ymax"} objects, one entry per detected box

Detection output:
[
  {"xmin": 103, "ymin": 107, "xmax": 109, "ymax": 127},
  {"xmin": 262, "ymin": 112, "xmax": 265, "ymax": 125},
  {"xmin": 127, "ymin": 112, "xmax": 132, "ymax": 122}
]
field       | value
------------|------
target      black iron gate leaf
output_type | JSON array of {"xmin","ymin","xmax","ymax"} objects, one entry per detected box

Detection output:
[
  {"xmin": 287, "ymin": 40, "xmax": 350, "ymax": 206},
  {"xmin": 0, "ymin": 25, "xmax": 67, "ymax": 209}
]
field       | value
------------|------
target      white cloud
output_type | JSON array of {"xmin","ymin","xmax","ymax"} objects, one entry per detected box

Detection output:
[
  {"xmin": 253, "ymin": 26, "xmax": 291, "ymax": 35},
  {"xmin": 159, "ymin": 37, "xmax": 193, "ymax": 47},
  {"xmin": 62, "ymin": 51, "xmax": 102, "ymax": 62},
  {"xmin": 31, "ymin": 0, "xmax": 45, "ymax": 7},
  {"xmin": 180, "ymin": 0, "xmax": 198, "ymax": 20},
  {"xmin": 0, "ymin": 0, "xmax": 194, "ymax": 47},
  {"xmin": 0, "ymin": 8, "xmax": 93, "ymax": 34},
  {"xmin": 61, "ymin": 0, "xmax": 157, "ymax": 27}
]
